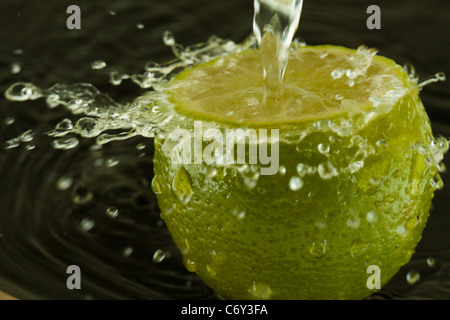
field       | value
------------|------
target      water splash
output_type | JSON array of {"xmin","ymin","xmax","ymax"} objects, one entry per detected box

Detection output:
[{"xmin": 3, "ymin": 31, "xmax": 449, "ymax": 195}]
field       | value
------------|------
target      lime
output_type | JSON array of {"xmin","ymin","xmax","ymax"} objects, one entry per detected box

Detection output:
[{"xmin": 151, "ymin": 44, "xmax": 447, "ymax": 299}]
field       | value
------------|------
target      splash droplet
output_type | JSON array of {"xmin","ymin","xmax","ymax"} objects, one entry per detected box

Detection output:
[
  {"xmin": 232, "ymin": 209, "xmax": 246, "ymax": 220},
  {"xmin": 151, "ymin": 176, "xmax": 163, "ymax": 195},
  {"xmin": 153, "ymin": 249, "xmax": 166, "ymax": 263},
  {"xmin": 406, "ymin": 269, "xmax": 421, "ymax": 285},
  {"xmin": 72, "ymin": 186, "xmax": 93, "ymax": 205},
  {"xmin": 5, "ymin": 82, "xmax": 41, "ymax": 101},
  {"xmin": 106, "ymin": 158, "xmax": 120, "ymax": 167},
  {"xmin": 106, "ymin": 207, "xmax": 119, "ymax": 218},
  {"xmin": 91, "ymin": 60, "xmax": 107, "ymax": 70},
  {"xmin": 109, "ymin": 71, "xmax": 123, "ymax": 85},
  {"xmin": 206, "ymin": 265, "xmax": 216, "ymax": 276},
  {"xmin": 135, "ymin": 143, "xmax": 146, "ymax": 150},
  {"xmin": 4, "ymin": 117, "xmax": 15, "ymax": 126},
  {"xmin": 366, "ymin": 211, "xmax": 378, "ymax": 223},
  {"xmin": 19, "ymin": 129, "xmax": 35, "ymax": 142},
  {"xmin": 406, "ymin": 216, "xmax": 419, "ymax": 230},
  {"xmin": 376, "ymin": 139, "xmax": 387, "ymax": 147},
  {"xmin": 296, "ymin": 163, "xmax": 307, "ymax": 177},
  {"xmin": 184, "ymin": 258, "xmax": 197, "ymax": 272}
]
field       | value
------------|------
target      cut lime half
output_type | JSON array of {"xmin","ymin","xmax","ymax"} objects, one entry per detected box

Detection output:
[{"xmin": 151, "ymin": 44, "xmax": 446, "ymax": 299}]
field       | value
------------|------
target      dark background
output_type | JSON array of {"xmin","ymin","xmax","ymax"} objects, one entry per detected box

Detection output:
[{"xmin": 0, "ymin": 0, "xmax": 449, "ymax": 299}]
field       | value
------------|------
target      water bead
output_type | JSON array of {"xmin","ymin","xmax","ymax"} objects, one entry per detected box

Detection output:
[
  {"xmin": 3, "ymin": 139, "xmax": 20, "ymax": 150},
  {"xmin": 57, "ymin": 176, "xmax": 74, "ymax": 191},
  {"xmin": 317, "ymin": 143, "xmax": 330, "ymax": 154},
  {"xmin": 25, "ymin": 144, "xmax": 36, "ymax": 151},
  {"xmin": 106, "ymin": 207, "xmax": 119, "ymax": 218},
  {"xmin": 80, "ymin": 218, "xmax": 95, "ymax": 232},
  {"xmin": 163, "ymin": 31, "xmax": 176, "ymax": 46},
  {"xmin": 153, "ymin": 249, "xmax": 166, "ymax": 263},
  {"xmin": 53, "ymin": 137, "xmax": 79, "ymax": 150},
  {"xmin": 366, "ymin": 211, "xmax": 378, "ymax": 223},
  {"xmin": 4, "ymin": 117, "xmax": 15, "ymax": 126},
  {"xmin": 135, "ymin": 143, "xmax": 146, "ymax": 150},
  {"xmin": 376, "ymin": 139, "xmax": 387, "ymax": 147},
  {"xmin": 109, "ymin": 71, "xmax": 123, "ymax": 85},
  {"xmin": 10, "ymin": 62, "xmax": 21, "ymax": 74},
  {"xmin": 122, "ymin": 246, "xmax": 134, "ymax": 257},
  {"xmin": 91, "ymin": 60, "xmax": 107, "ymax": 70},
  {"xmin": 406, "ymin": 269, "xmax": 421, "ymax": 285},
  {"xmin": 106, "ymin": 158, "xmax": 120, "ymax": 167},
  {"xmin": 5, "ymin": 82, "xmax": 41, "ymax": 101},
  {"xmin": 206, "ymin": 265, "xmax": 217, "ymax": 276},
  {"xmin": 19, "ymin": 129, "xmax": 35, "ymax": 142},
  {"xmin": 289, "ymin": 176, "xmax": 304, "ymax": 191},
  {"xmin": 72, "ymin": 187, "xmax": 94, "ymax": 205}
]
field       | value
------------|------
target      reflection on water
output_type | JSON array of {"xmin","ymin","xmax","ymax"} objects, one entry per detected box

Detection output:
[{"xmin": 1, "ymin": 0, "xmax": 450, "ymax": 299}]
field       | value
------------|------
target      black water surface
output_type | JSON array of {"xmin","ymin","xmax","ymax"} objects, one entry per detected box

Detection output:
[{"xmin": 0, "ymin": 0, "xmax": 449, "ymax": 300}]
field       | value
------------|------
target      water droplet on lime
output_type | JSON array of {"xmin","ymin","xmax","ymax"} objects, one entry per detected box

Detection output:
[
  {"xmin": 289, "ymin": 176, "xmax": 304, "ymax": 191},
  {"xmin": 57, "ymin": 176, "xmax": 73, "ymax": 191},
  {"xmin": 309, "ymin": 239, "xmax": 327, "ymax": 258},
  {"xmin": 318, "ymin": 143, "xmax": 330, "ymax": 154},
  {"xmin": 350, "ymin": 238, "xmax": 369, "ymax": 258},
  {"xmin": 91, "ymin": 60, "xmax": 107, "ymax": 70},
  {"xmin": 206, "ymin": 265, "xmax": 217, "ymax": 276},
  {"xmin": 151, "ymin": 176, "xmax": 163, "ymax": 195},
  {"xmin": 123, "ymin": 246, "xmax": 134, "ymax": 257},
  {"xmin": 366, "ymin": 211, "xmax": 378, "ymax": 223},
  {"xmin": 250, "ymin": 281, "xmax": 272, "ymax": 299},
  {"xmin": 172, "ymin": 166, "xmax": 194, "ymax": 203}
]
